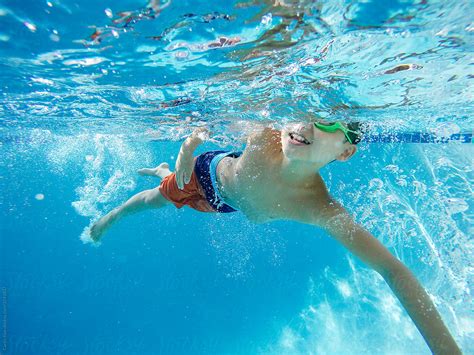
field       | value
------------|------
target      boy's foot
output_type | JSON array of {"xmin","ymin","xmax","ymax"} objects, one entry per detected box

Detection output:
[
  {"xmin": 89, "ymin": 210, "xmax": 117, "ymax": 242},
  {"xmin": 138, "ymin": 162, "xmax": 171, "ymax": 178},
  {"xmin": 89, "ymin": 219, "xmax": 108, "ymax": 242}
]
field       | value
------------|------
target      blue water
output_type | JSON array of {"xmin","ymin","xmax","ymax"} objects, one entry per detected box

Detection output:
[{"xmin": 1, "ymin": 0, "xmax": 473, "ymax": 354}]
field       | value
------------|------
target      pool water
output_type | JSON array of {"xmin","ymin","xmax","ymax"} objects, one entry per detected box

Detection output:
[{"xmin": 1, "ymin": 0, "xmax": 473, "ymax": 354}]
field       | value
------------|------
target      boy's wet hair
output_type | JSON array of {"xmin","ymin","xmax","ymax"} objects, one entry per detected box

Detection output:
[{"xmin": 346, "ymin": 121, "xmax": 365, "ymax": 145}]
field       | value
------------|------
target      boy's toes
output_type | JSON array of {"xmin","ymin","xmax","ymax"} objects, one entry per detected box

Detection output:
[
  {"xmin": 89, "ymin": 224, "xmax": 102, "ymax": 242},
  {"xmin": 138, "ymin": 168, "xmax": 155, "ymax": 176},
  {"xmin": 138, "ymin": 163, "xmax": 170, "ymax": 177}
]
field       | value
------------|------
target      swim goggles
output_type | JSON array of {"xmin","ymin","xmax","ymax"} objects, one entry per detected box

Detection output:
[{"xmin": 313, "ymin": 121, "xmax": 360, "ymax": 144}]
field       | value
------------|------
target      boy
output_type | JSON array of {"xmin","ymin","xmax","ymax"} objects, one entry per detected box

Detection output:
[{"xmin": 88, "ymin": 121, "xmax": 461, "ymax": 354}]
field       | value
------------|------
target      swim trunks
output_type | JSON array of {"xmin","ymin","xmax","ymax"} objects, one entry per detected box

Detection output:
[
  {"xmin": 157, "ymin": 157, "xmax": 215, "ymax": 213},
  {"xmin": 158, "ymin": 150, "xmax": 242, "ymax": 213},
  {"xmin": 195, "ymin": 150, "xmax": 242, "ymax": 213}
]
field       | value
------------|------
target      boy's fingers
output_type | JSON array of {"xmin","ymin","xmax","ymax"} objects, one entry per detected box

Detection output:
[{"xmin": 176, "ymin": 172, "xmax": 183, "ymax": 190}]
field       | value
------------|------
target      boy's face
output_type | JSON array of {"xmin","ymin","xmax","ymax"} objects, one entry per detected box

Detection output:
[{"xmin": 281, "ymin": 121, "xmax": 357, "ymax": 165}]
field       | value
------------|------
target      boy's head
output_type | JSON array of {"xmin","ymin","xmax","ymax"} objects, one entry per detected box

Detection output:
[{"xmin": 281, "ymin": 120, "xmax": 364, "ymax": 167}]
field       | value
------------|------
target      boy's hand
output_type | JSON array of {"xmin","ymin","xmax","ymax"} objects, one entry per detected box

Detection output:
[
  {"xmin": 175, "ymin": 127, "xmax": 210, "ymax": 190},
  {"xmin": 189, "ymin": 127, "xmax": 210, "ymax": 144},
  {"xmin": 175, "ymin": 149, "xmax": 195, "ymax": 190}
]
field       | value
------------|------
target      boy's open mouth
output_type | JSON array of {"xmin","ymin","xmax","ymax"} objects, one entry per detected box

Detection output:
[{"xmin": 289, "ymin": 132, "xmax": 311, "ymax": 145}]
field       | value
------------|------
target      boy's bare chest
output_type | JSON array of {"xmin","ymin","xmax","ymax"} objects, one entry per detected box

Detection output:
[{"xmin": 218, "ymin": 148, "xmax": 321, "ymax": 223}]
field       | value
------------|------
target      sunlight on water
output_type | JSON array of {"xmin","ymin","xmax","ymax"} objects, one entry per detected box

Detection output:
[{"xmin": 1, "ymin": 0, "xmax": 472, "ymax": 134}]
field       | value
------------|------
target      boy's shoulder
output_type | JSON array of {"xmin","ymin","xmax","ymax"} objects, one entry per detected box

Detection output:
[{"xmin": 247, "ymin": 126, "xmax": 280, "ymax": 145}]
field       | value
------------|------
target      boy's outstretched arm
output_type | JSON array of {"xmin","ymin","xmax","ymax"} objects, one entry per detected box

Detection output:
[{"xmin": 317, "ymin": 201, "xmax": 461, "ymax": 355}]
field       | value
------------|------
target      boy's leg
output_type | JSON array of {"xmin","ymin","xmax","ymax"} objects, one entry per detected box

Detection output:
[
  {"xmin": 138, "ymin": 162, "xmax": 172, "ymax": 178},
  {"xmin": 90, "ymin": 186, "xmax": 170, "ymax": 242}
]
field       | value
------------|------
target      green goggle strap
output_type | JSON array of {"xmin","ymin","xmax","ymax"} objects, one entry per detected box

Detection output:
[{"xmin": 313, "ymin": 122, "xmax": 359, "ymax": 144}]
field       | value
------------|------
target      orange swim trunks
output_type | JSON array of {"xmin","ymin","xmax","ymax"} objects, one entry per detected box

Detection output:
[{"xmin": 158, "ymin": 162, "xmax": 216, "ymax": 213}]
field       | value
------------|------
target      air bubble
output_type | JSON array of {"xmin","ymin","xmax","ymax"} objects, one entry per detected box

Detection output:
[
  {"xmin": 35, "ymin": 193, "xmax": 45, "ymax": 200},
  {"xmin": 49, "ymin": 33, "xmax": 60, "ymax": 42},
  {"xmin": 261, "ymin": 13, "xmax": 272, "ymax": 26},
  {"xmin": 24, "ymin": 22, "xmax": 37, "ymax": 32}
]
